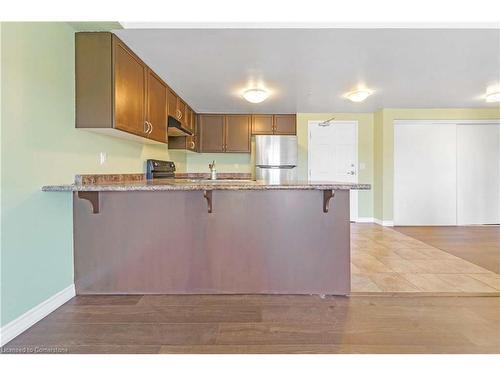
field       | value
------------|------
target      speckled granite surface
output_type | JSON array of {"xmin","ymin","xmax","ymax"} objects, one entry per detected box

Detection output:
[
  {"xmin": 175, "ymin": 173, "xmax": 252, "ymax": 180},
  {"xmin": 42, "ymin": 179, "xmax": 370, "ymax": 192},
  {"xmin": 75, "ymin": 173, "xmax": 146, "ymax": 185},
  {"xmin": 74, "ymin": 173, "xmax": 251, "ymax": 184}
]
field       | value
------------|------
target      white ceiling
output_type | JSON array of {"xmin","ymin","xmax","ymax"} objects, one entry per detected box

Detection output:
[{"xmin": 113, "ymin": 28, "xmax": 500, "ymax": 113}]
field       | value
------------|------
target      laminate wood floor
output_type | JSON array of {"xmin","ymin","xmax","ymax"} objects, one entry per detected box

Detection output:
[
  {"xmin": 393, "ymin": 226, "xmax": 500, "ymax": 274},
  {"xmin": 3, "ymin": 224, "xmax": 499, "ymax": 354},
  {"xmin": 351, "ymin": 224, "xmax": 500, "ymax": 294},
  {"xmin": 3, "ymin": 294, "xmax": 499, "ymax": 354}
]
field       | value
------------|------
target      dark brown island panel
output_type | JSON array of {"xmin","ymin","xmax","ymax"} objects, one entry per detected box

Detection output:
[{"xmin": 43, "ymin": 181, "xmax": 370, "ymax": 296}]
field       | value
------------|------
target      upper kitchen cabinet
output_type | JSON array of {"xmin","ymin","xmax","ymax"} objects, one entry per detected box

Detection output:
[
  {"xmin": 274, "ymin": 114, "xmax": 296, "ymax": 135},
  {"xmin": 76, "ymin": 32, "xmax": 167, "ymax": 144},
  {"xmin": 251, "ymin": 114, "xmax": 274, "ymax": 135},
  {"xmin": 251, "ymin": 114, "xmax": 296, "ymax": 135},
  {"xmin": 199, "ymin": 114, "xmax": 225, "ymax": 152},
  {"xmin": 225, "ymin": 115, "xmax": 251, "ymax": 153},
  {"xmin": 145, "ymin": 70, "xmax": 168, "ymax": 143},
  {"xmin": 113, "ymin": 39, "xmax": 147, "ymax": 137},
  {"xmin": 167, "ymin": 88, "xmax": 188, "ymax": 125},
  {"xmin": 198, "ymin": 114, "xmax": 251, "ymax": 153},
  {"xmin": 167, "ymin": 88, "xmax": 178, "ymax": 119}
]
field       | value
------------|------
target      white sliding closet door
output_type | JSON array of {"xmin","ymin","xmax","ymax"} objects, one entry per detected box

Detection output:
[
  {"xmin": 394, "ymin": 123, "xmax": 457, "ymax": 225},
  {"xmin": 457, "ymin": 124, "xmax": 500, "ymax": 225}
]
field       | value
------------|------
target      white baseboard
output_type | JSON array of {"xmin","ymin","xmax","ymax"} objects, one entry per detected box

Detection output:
[
  {"xmin": 0, "ymin": 284, "xmax": 75, "ymax": 346},
  {"xmin": 355, "ymin": 217, "xmax": 375, "ymax": 223},
  {"xmin": 374, "ymin": 218, "xmax": 394, "ymax": 227},
  {"xmin": 356, "ymin": 217, "xmax": 394, "ymax": 227}
]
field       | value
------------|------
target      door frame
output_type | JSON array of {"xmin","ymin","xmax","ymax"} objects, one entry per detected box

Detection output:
[
  {"xmin": 393, "ymin": 119, "xmax": 500, "ymax": 226},
  {"xmin": 307, "ymin": 120, "xmax": 359, "ymax": 222}
]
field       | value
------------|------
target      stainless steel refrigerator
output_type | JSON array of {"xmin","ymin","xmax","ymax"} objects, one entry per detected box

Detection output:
[{"xmin": 255, "ymin": 135, "xmax": 298, "ymax": 183}]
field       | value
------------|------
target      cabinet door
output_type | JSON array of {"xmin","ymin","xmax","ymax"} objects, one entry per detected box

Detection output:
[
  {"xmin": 187, "ymin": 112, "xmax": 197, "ymax": 151},
  {"xmin": 178, "ymin": 99, "xmax": 187, "ymax": 125},
  {"xmin": 199, "ymin": 115, "xmax": 224, "ymax": 152},
  {"xmin": 251, "ymin": 114, "xmax": 274, "ymax": 135},
  {"xmin": 167, "ymin": 88, "xmax": 178, "ymax": 119},
  {"xmin": 146, "ymin": 70, "xmax": 167, "ymax": 143},
  {"xmin": 114, "ymin": 40, "xmax": 147, "ymax": 136},
  {"xmin": 274, "ymin": 114, "xmax": 296, "ymax": 135},
  {"xmin": 225, "ymin": 115, "xmax": 251, "ymax": 153},
  {"xmin": 185, "ymin": 107, "xmax": 193, "ymax": 131}
]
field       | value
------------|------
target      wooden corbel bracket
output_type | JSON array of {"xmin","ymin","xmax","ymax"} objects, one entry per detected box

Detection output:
[
  {"xmin": 323, "ymin": 190, "xmax": 335, "ymax": 213},
  {"xmin": 77, "ymin": 191, "xmax": 100, "ymax": 214},
  {"xmin": 203, "ymin": 190, "xmax": 213, "ymax": 213}
]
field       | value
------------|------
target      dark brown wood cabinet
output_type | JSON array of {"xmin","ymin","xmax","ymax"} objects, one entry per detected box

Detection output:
[
  {"xmin": 146, "ymin": 70, "xmax": 167, "ymax": 143},
  {"xmin": 274, "ymin": 114, "xmax": 296, "ymax": 135},
  {"xmin": 113, "ymin": 39, "xmax": 147, "ymax": 137},
  {"xmin": 167, "ymin": 88, "xmax": 188, "ymax": 125},
  {"xmin": 251, "ymin": 114, "xmax": 274, "ymax": 135},
  {"xmin": 224, "ymin": 115, "xmax": 251, "ymax": 152},
  {"xmin": 76, "ymin": 32, "xmax": 169, "ymax": 144},
  {"xmin": 251, "ymin": 114, "xmax": 296, "ymax": 135},
  {"xmin": 198, "ymin": 114, "xmax": 251, "ymax": 153},
  {"xmin": 76, "ymin": 33, "xmax": 295, "ymax": 149},
  {"xmin": 199, "ymin": 115, "xmax": 225, "ymax": 152},
  {"xmin": 167, "ymin": 88, "xmax": 178, "ymax": 119},
  {"xmin": 186, "ymin": 112, "xmax": 198, "ymax": 151}
]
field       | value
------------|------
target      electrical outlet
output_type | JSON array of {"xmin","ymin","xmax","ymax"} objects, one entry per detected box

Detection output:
[
  {"xmin": 359, "ymin": 162, "xmax": 366, "ymax": 170},
  {"xmin": 99, "ymin": 152, "xmax": 107, "ymax": 165}
]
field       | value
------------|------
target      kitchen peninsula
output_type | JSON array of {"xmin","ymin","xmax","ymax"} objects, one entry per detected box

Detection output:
[{"xmin": 43, "ymin": 178, "xmax": 370, "ymax": 296}]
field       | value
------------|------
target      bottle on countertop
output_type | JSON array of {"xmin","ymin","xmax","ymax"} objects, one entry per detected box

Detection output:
[{"xmin": 209, "ymin": 160, "xmax": 217, "ymax": 180}]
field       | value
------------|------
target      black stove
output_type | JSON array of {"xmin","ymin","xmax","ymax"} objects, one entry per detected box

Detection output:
[{"xmin": 146, "ymin": 159, "xmax": 176, "ymax": 180}]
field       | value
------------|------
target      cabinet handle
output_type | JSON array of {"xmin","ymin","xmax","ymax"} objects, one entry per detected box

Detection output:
[
  {"xmin": 148, "ymin": 121, "xmax": 153, "ymax": 134},
  {"xmin": 144, "ymin": 121, "xmax": 149, "ymax": 134},
  {"xmin": 189, "ymin": 141, "xmax": 195, "ymax": 149}
]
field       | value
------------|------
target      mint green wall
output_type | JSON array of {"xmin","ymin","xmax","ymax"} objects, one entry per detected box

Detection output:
[
  {"xmin": 186, "ymin": 150, "xmax": 253, "ymax": 174},
  {"xmin": 0, "ymin": 22, "xmax": 184, "ymax": 326}
]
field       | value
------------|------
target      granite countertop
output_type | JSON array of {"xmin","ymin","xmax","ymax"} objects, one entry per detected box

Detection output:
[{"xmin": 42, "ymin": 179, "xmax": 371, "ymax": 192}]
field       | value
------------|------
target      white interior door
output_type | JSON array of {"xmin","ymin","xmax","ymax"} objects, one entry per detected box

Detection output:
[
  {"xmin": 457, "ymin": 124, "xmax": 500, "ymax": 225},
  {"xmin": 308, "ymin": 121, "xmax": 358, "ymax": 221},
  {"xmin": 394, "ymin": 123, "xmax": 457, "ymax": 225}
]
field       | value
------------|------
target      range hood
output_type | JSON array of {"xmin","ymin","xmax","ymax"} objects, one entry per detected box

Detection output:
[{"xmin": 167, "ymin": 116, "xmax": 193, "ymax": 137}]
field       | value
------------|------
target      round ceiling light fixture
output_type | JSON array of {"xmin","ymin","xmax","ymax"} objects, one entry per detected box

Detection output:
[
  {"xmin": 344, "ymin": 88, "xmax": 374, "ymax": 102},
  {"xmin": 242, "ymin": 88, "xmax": 270, "ymax": 103},
  {"xmin": 485, "ymin": 85, "xmax": 500, "ymax": 103}
]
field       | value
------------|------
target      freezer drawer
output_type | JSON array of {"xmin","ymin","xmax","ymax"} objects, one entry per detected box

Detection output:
[{"xmin": 256, "ymin": 167, "xmax": 297, "ymax": 184}]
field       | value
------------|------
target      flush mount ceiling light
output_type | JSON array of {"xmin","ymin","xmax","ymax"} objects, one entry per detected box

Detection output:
[
  {"xmin": 344, "ymin": 88, "xmax": 374, "ymax": 102},
  {"xmin": 242, "ymin": 88, "xmax": 270, "ymax": 103},
  {"xmin": 485, "ymin": 85, "xmax": 500, "ymax": 103}
]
